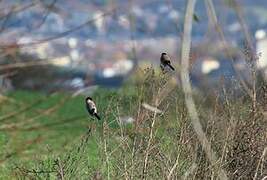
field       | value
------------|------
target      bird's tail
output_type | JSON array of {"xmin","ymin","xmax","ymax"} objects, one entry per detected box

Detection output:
[
  {"xmin": 168, "ymin": 64, "xmax": 175, "ymax": 71},
  {"xmin": 94, "ymin": 113, "xmax": 101, "ymax": 120}
]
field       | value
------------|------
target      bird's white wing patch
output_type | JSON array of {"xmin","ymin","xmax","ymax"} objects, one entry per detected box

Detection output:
[{"xmin": 87, "ymin": 100, "xmax": 97, "ymax": 113}]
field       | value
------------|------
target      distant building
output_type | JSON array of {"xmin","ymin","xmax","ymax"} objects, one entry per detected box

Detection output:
[
  {"xmin": 255, "ymin": 29, "xmax": 267, "ymax": 80},
  {"xmin": 94, "ymin": 59, "xmax": 134, "ymax": 87}
]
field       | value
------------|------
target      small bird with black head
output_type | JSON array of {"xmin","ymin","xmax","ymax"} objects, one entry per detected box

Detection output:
[
  {"xmin": 85, "ymin": 97, "xmax": 101, "ymax": 120},
  {"xmin": 160, "ymin": 52, "xmax": 175, "ymax": 72}
]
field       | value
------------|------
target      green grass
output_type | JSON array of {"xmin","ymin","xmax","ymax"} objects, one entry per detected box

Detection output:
[
  {"xmin": 0, "ymin": 70, "xmax": 265, "ymax": 179},
  {"xmin": 0, "ymin": 70, "xmax": 205, "ymax": 179},
  {"xmin": 0, "ymin": 90, "xmax": 94, "ymax": 177},
  {"xmin": 0, "ymin": 82, "xmax": 143, "ymax": 178}
]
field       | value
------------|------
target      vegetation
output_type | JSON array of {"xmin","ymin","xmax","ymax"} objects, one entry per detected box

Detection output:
[
  {"xmin": 0, "ymin": 68, "xmax": 266, "ymax": 179},
  {"xmin": 0, "ymin": 0, "xmax": 266, "ymax": 179}
]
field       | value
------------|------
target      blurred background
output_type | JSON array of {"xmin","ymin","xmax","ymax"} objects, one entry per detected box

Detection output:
[
  {"xmin": 0, "ymin": 0, "xmax": 267, "ymax": 179},
  {"xmin": 0, "ymin": 0, "xmax": 267, "ymax": 92}
]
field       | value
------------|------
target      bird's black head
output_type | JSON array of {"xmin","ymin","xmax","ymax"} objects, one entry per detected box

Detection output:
[
  {"xmin": 161, "ymin": 52, "xmax": 167, "ymax": 56},
  {"xmin": 86, "ymin": 97, "xmax": 92, "ymax": 101}
]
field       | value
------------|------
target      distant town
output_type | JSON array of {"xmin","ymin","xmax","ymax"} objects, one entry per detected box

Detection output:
[{"xmin": 0, "ymin": 0, "xmax": 267, "ymax": 91}]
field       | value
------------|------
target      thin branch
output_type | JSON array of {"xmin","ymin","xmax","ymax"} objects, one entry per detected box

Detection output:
[
  {"xmin": 0, "ymin": 1, "xmax": 38, "ymax": 21},
  {"xmin": 0, "ymin": 6, "xmax": 14, "ymax": 33},
  {"xmin": 0, "ymin": 9, "xmax": 115, "ymax": 49},
  {"xmin": 125, "ymin": 0, "xmax": 138, "ymax": 78},
  {"xmin": 15, "ymin": 166, "xmax": 55, "ymax": 174},
  {"xmin": 0, "ymin": 56, "xmax": 70, "ymax": 71},
  {"xmin": 0, "ymin": 98, "xmax": 43, "ymax": 123},
  {"xmin": 253, "ymin": 147, "xmax": 267, "ymax": 180},
  {"xmin": 167, "ymin": 153, "xmax": 180, "ymax": 180},
  {"xmin": 55, "ymin": 157, "xmax": 65, "ymax": 180},
  {"xmin": 231, "ymin": 0, "xmax": 258, "ymax": 113},
  {"xmin": 182, "ymin": 163, "xmax": 197, "ymax": 180},
  {"xmin": 204, "ymin": 0, "xmax": 253, "ymax": 98},
  {"xmin": 30, "ymin": 0, "xmax": 58, "ymax": 30},
  {"xmin": 0, "ymin": 136, "xmax": 42, "ymax": 164},
  {"xmin": 142, "ymin": 111, "xmax": 157, "ymax": 180}
]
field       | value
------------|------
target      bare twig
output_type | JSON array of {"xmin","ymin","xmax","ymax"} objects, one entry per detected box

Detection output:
[
  {"xmin": 167, "ymin": 153, "xmax": 180, "ymax": 180},
  {"xmin": 55, "ymin": 157, "xmax": 65, "ymax": 180},
  {"xmin": 231, "ymin": 0, "xmax": 258, "ymax": 114},
  {"xmin": 0, "ymin": 60, "xmax": 52, "ymax": 71},
  {"xmin": 0, "ymin": 98, "xmax": 43, "ymax": 123},
  {"xmin": 15, "ymin": 166, "xmax": 55, "ymax": 175},
  {"xmin": 204, "ymin": 0, "xmax": 253, "ymax": 98},
  {"xmin": 142, "ymin": 111, "xmax": 157, "ymax": 180},
  {"xmin": 31, "ymin": 0, "xmax": 58, "ymax": 30},
  {"xmin": 0, "ymin": 1, "xmax": 38, "ymax": 21},
  {"xmin": 253, "ymin": 147, "xmax": 267, "ymax": 180},
  {"xmin": 182, "ymin": 163, "xmax": 197, "ymax": 180},
  {"xmin": 0, "ymin": 0, "xmax": 152, "ymax": 49},
  {"xmin": 0, "ymin": 6, "xmax": 14, "ymax": 33},
  {"xmin": 0, "ymin": 136, "xmax": 42, "ymax": 164},
  {"xmin": 0, "ymin": 9, "xmax": 115, "ymax": 49}
]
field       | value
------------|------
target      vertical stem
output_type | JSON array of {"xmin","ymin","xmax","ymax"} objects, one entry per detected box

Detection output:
[
  {"xmin": 142, "ymin": 111, "xmax": 157, "ymax": 180},
  {"xmin": 231, "ymin": 0, "xmax": 257, "ymax": 115},
  {"xmin": 180, "ymin": 0, "xmax": 228, "ymax": 179},
  {"xmin": 204, "ymin": 0, "xmax": 253, "ymax": 98}
]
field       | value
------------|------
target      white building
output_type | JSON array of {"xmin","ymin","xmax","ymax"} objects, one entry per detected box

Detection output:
[{"xmin": 255, "ymin": 29, "xmax": 267, "ymax": 80}]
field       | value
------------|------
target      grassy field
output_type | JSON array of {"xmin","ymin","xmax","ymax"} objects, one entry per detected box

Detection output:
[
  {"xmin": 0, "ymin": 69, "xmax": 266, "ymax": 179},
  {"xmin": 0, "ymin": 75, "xmax": 142, "ymax": 179}
]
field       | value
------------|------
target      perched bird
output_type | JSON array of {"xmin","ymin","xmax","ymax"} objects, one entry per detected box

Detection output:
[
  {"xmin": 160, "ymin": 53, "xmax": 175, "ymax": 72},
  {"xmin": 193, "ymin": 13, "xmax": 200, "ymax": 23},
  {"xmin": 85, "ymin": 97, "xmax": 101, "ymax": 120}
]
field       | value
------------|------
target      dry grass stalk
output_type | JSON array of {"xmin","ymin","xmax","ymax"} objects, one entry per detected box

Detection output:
[{"xmin": 204, "ymin": 0, "xmax": 253, "ymax": 98}]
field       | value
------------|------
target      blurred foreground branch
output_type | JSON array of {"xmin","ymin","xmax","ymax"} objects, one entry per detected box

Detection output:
[
  {"xmin": 0, "ymin": 57, "xmax": 68, "ymax": 71},
  {"xmin": 180, "ymin": 0, "xmax": 228, "ymax": 179}
]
